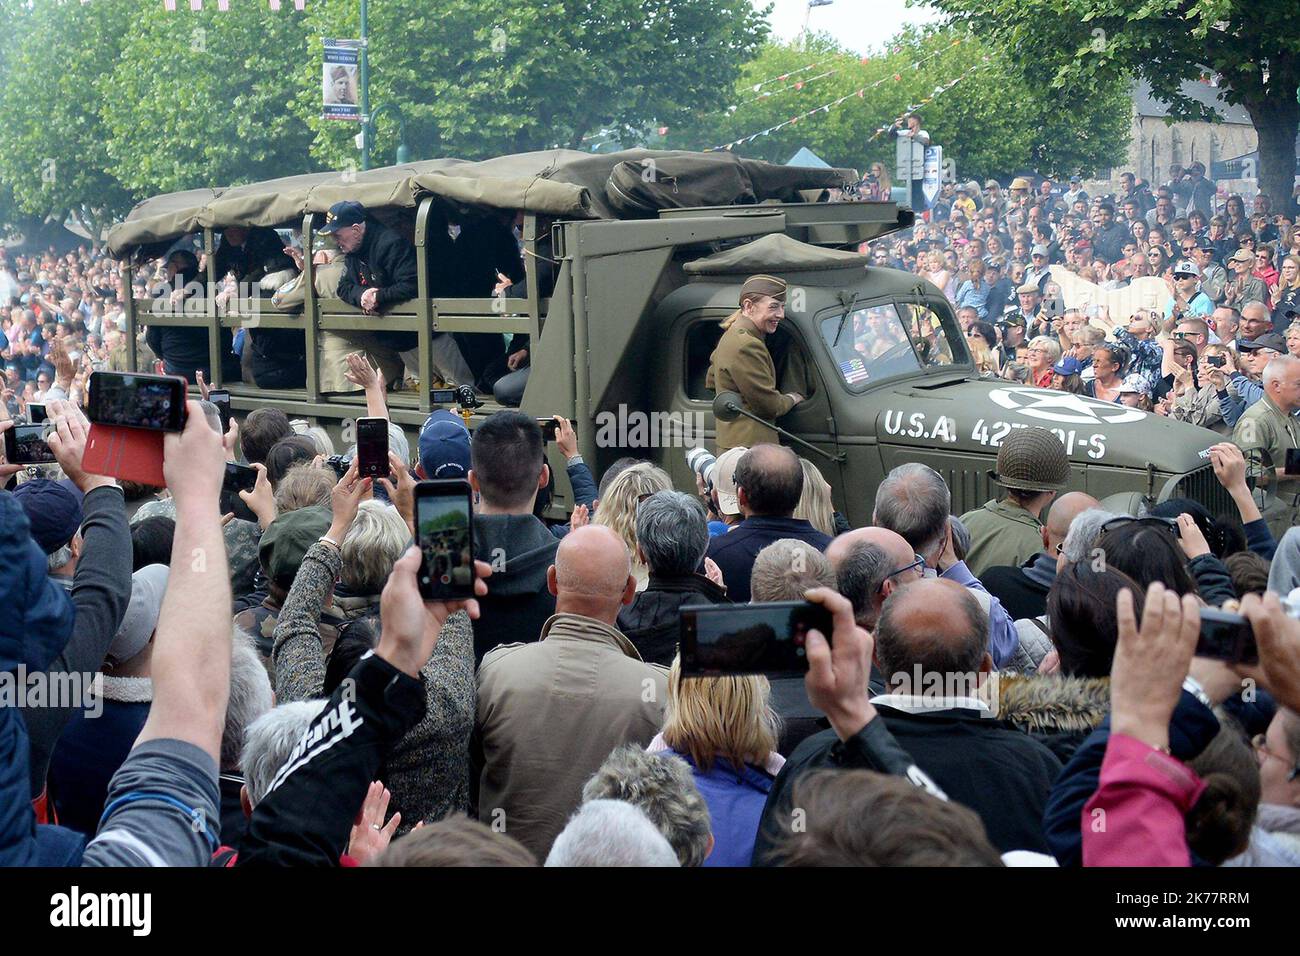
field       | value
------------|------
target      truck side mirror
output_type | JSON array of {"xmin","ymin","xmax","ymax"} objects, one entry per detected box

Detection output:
[{"xmin": 712, "ymin": 390, "xmax": 744, "ymax": 423}]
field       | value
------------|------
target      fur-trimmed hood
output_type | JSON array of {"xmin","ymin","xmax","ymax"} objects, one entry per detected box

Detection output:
[{"xmin": 986, "ymin": 673, "xmax": 1111, "ymax": 736}]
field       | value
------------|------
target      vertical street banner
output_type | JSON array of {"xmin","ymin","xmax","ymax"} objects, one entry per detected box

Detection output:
[
  {"xmin": 922, "ymin": 145, "xmax": 942, "ymax": 208},
  {"xmin": 322, "ymin": 39, "xmax": 361, "ymax": 121}
]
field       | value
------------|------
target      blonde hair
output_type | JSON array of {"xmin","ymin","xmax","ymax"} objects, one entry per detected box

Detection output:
[
  {"xmin": 593, "ymin": 462, "xmax": 672, "ymax": 589},
  {"xmin": 341, "ymin": 500, "xmax": 410, "ymax": 594},
  {"xmin": 1283, "ymin": 255, "xmax": 1300, "ymax": 290},
  {"xmin": 274, "ymin": 463, "xmax": 334, "ymax": 514},
  {"xmin": 661, "ymin": 656, "xmax": 781, "ymax": 774},
  {"xmin": 793, "ymin": 458, "xmax": 836, "ymax": 536}
]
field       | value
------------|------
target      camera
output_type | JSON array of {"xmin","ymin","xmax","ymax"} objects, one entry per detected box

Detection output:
[
  {"xmin": 686, "ymin": 447, "xmax": 717, "ymax": 489},
  {"xmin": 324, "ymin": 454, "xmax": 351, "ymax": 478}
]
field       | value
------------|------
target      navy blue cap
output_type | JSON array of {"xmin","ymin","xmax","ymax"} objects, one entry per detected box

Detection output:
[
  {"xmin": 418, "ymin": 409, "xmax": 471, "ymax": 479},
  {"xmin": 11, "ymin": 478, "xmax": 83, "ymax": 554},
  {"xmin": 1052, "ymin": 355, "xmax": 1083, "ymax": 377},
  {"xmin": 319, "ymin": 200, "xmax": 366, "ymax": 234}
]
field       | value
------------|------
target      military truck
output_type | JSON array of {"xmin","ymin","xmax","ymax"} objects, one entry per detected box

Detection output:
[{"xmin": 108, "ymin": 148, "xmax": 1231, "ymax": 522}]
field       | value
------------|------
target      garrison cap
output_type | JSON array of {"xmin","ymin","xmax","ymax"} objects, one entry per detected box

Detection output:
[{"xmin": 739, "ymin": 274, "xmax": 787, "ymax": 305}]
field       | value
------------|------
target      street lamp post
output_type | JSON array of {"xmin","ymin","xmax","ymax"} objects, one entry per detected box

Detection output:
[{"xmin": 359, "ymin": 0, "xmax": 371, "ymax": 169}]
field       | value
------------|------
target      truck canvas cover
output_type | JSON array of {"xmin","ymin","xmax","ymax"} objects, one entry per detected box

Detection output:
[{"xmin": 107, "ymin": 148, "xmax": 855, "ymax": 258}]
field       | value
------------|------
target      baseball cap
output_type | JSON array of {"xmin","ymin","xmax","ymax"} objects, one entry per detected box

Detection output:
[
  {"xmin": 258, "ymin": 506, "xmax": 332, "ymax": 582},
  {"xmin": 708, "ymin": 446, "xmax": 748, "ymax": 516},
  {"xmin": 418, "ymin": 409, "xmax": 472, "ymax": 479},
  {"xmin": 987, "ymin": 427, "xmax": 1070, "ymax": 493},
  {"xmin": 11, "ymin": 478, "xmax": 83, "ymax": 555},
  {"xmin": 1197, "ymin": 236, "xmax": 1216, "ymax": 251},
  {"xmin": 1118, "ymin": 374, "xmax": 1149, "ymax": 396},
  {"xmin": 1001, "ymin": 313, "xmax": 1026, "ymax": 328},
  {"xmin": 1052, "ymin": 356, "xmax": 1083, "ymax": 376},
  {"xmin": 318, "ymin": 200, "xmax": 366, "ymax": 235},
  {"xmin": 1172, "ymin": 260, "xmax": 1200, "ymax": 278},
  {"xmin": 106, "ymin": 564, "xmax": 169, "ymax": 667},
  {"xmin": 1070, "ymin": 174, "xmax": 1082, "ymax": 183},
  {"xmin": 1229, "ymin": 248, "xmax": 1255, "ymax": 264},
  {"xmin": 1030, "ymin": 244, "xmax": 1049, "ymax": 258},
  {"xmin": 1240, "ymin": 332, "xmax": 1286, "ymax": 353}
]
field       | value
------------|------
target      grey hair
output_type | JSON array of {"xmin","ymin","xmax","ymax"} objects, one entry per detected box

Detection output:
[
  {"xmin": 1060, "ymin": 508, "xmax": 1117, "ymax": 564},
  {"xmin": 196, "ymin": 399, "xmax": 223, "ymax": 435},
  {"xmin": 581, "ymin": 745, "xmax": 712, "ymax": 867},
  {"xmin": 635, "ymin": 491, "xmax": 709, "ymax": 576},
  {"xmin": 241, "ymin": 699, "xmax": 327, "ymax": 807},
  {"xmin": 46, "ymin": 543, "xmax": 74, "ymax": 571},
  {"xmin": 750, "ymin": 538, "xmax": 836, "ymax": 602},
  {"xmin": 873, "ymin": 463, "xmax": 951, "ymax": 559},
  {"xmin": 341, "ymin": 500, "xmax": 410, "ymax": 594},
  {"xmin": 545, "ymin": 799, "xmax": 680, "ymax": 867},
  {"xmin": 1263, "ymin": 354, "xmax": 1300, "ymax": 387},
  {"xmin": 834, "ymin": 542, "xmax": 894, "ymax": 629},
  {"xmin": 303, "ymin": 425, "xmax": 335, "ymax": 457},
  {"xmin": 221, "ymin": 629, "xmax": 274, "ymax": 772}
]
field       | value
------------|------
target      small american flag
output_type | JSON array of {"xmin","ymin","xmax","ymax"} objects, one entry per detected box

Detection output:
[{"xmin": 839, "ymin": 358, "xmax": 870, "ymax": 385}]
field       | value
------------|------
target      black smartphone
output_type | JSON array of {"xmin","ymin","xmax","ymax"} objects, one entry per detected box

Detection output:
[
  {"xmin": 431, "ymin": 387, "xmax": 458, "ymax": 405},
  {"xmin": 220, "ymin": 461, "xmax": 258, "ymax": 515},
  {"xmin": 208, "ymin": 388, "xmax": 232, "ymax": 431},
  {"xmin": 87, "ymin": 371, "xmax": 187, "ymax": 431},
  {"xmin": 1287, "ymin": 448, "xmax": 1300, "ymax": 476},
  {"xmin": 679, "ymin": 601, "xmax": 834, "ymax": 678},
  {"xmin": 537, "ymin": 417, "xmax": 574, "ymax": 442},
  {"xmin": 3, "ymin": 422, "xmax": 56, "ymax": 465},
  {"xmin": 1206, "ymin": 354, "xmax": 1227, "ymax": 369},
  {"xmin": 355, "ymin": 416, "xmax": 388, "ymax": 478},
  {"xmin": 26, "ymin": 403, "xmax": 48, "ymax": 424},
  {"xmin": 1196, "ymin": 609, "xmax": 1258, "ymax": 665},
  {"xmin": 414, "ymin": 479, "xmax": 476, "ymax": 600}
]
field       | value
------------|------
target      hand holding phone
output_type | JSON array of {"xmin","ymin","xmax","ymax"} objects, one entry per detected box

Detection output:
[
  {"xmin": 3, "ymin": 421, "xmax": 56, "ymax": 465},
  {"xmin": 355, "ymin": 416, "xmax": 389, "ymax": 479},
  {"xmin": 88, "ymin": 371, "xmax": 187, "ymax": 432},
  {"xmin": 680, "ymin": 601, "xmax": 833, "ymax": 678},
  {"xmin": 414, "ymin": 479, "xmax": 476, "ymax": 600}
]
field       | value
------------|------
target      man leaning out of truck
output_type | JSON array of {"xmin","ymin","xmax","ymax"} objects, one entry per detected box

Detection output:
[{"xmin": 706, "ymin": 274, "xmax": 804, "ymax": 453}]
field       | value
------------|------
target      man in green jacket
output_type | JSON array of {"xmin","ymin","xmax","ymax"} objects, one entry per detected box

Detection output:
[
  {"xmin": 960, "ymin": 427, "xmax": 1070, "ymax": 577},
  {"xmin": 706, "ymin": 274, "xmax": 805, "ymax": 452},
  {"xmin": 1232, "ymin": 354, "xmax": 1300, "ymax": 539}
]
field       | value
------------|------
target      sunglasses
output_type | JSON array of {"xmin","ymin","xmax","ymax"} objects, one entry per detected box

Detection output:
[{"xmin": 1100, "ymin": 515, "xmax": 1181, "ymax": 538}]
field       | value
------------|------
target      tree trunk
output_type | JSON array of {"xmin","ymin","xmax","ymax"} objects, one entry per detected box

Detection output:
[{"xmin": 1244, "ymin": 87, "xmax": 1299, "ymax": 215}]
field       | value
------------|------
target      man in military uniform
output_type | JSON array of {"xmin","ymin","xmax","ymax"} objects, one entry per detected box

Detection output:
[
  {"xmin": 960, "ymin": 427, "xmax": 1070, "ymax": 577},
  {"xmin": 1232, "ymin": 354, "xmax": 1300, "ymax": 539},
  {"xmin": 706, "ymin": 274, "xmax": 804, "ymax": 453}
]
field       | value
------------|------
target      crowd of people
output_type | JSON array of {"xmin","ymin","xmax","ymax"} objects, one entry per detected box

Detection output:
[
  {"xmin": 2, "ymin": 358, "xmax": 1300, "ymax": 866},
  {"xmin": 3, "ymin": 163, "xmax": 1300, "ymax": 868},
  {"xmin": 870, "ymin": 162, "xmax": 1300, "ymax": 436}
]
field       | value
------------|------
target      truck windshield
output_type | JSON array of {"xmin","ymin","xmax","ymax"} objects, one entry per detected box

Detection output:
[{"xmin": 821, "ymin": 302, "xmax": 956, "ymax": 388}]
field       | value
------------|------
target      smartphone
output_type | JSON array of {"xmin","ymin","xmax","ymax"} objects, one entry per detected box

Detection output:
[
  {"xmin": 208, "ymin": 388, "xmax": 232, "ymax": 431},
  {"xmin": 87, "ymin": 371, "xmax": 187, "ymax": 431},
  {"xmin": 414, "ymin": 479, "xmax": 476, "ymax": 600},
  {"xmin": 220, "ymin": 461, "xmax": 258, "ymax": 515},
  {"xmin": 537, "ymin": 417, "xmax": 575, "ymax": 442},
  {"xmin": 1287, "ymin": 449, "xmax": 1300, "ymax": 476},
  {"xmin": 3, "ymin": 422, "xmax": 56, "ymax": 465},
  {"xmin": 1196, "ymin": 609, "xmax": 1259, "ymax": 665},
  {"xmin": 1206, "ymin": 354, "xmax": 1227, "ymax": 369},
  {"xmin": 431, "ymin": 387, "xmax": 458, "ymax": 405},
  {"xmin": 26, "ymin": 403, "xmax": 48, "ymax": 424},
  {"xmin": 679, "ymin": 601, "xmax": 834, "ymax": 678},
  {"xmin": 355, "ymin": 416, "xmax": 389, "ymax": 479}
]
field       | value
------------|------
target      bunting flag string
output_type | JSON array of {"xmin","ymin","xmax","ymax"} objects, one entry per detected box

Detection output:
[
  {"xmin": 706, "ymin": 55, "xmax": 986, "ymax": 153},
  {"xmin": 165, "ymin": 0, "xmax": 305, "ymax": 9}
]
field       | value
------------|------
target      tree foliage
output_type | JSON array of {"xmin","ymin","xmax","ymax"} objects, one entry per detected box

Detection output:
[
  {"xmin": 0, "ymin": 0, "xmax": 137, "ymax": 241},
  {"xmin": 296, "ymin": 0, "xmax": 769, "ymax": 167},
  {"xmin": 671, "ymin": 26, "xmax": 1132, "ymax": 184},
  {"xmin": 99, "ymin": 4, "xmax": 319, "ymax": 195},
  {"xmin": 928, "ymin": 0, "xmax": 1300, "ymax": 205}
]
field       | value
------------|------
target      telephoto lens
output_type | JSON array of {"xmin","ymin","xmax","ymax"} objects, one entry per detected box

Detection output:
[{"xmin": 686, "ymin": 447, "xmax": 717, "ymax": 487}]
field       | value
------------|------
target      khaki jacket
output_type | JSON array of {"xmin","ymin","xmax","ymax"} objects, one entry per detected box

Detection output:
[
  {"xmin": 475, "ymin": 613, "xmax": 669, "ymax": 861},
  {"xmin": 1233, "ymin": 395, "xmax": 1300, "ymax": 539},
  {"xmin": 959, "ymin": 499, "xmax": 1045, "ymax": 577},
  {"xmin": 706, "ymin": 316, "xmax": 796, "ymax": 452}
]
